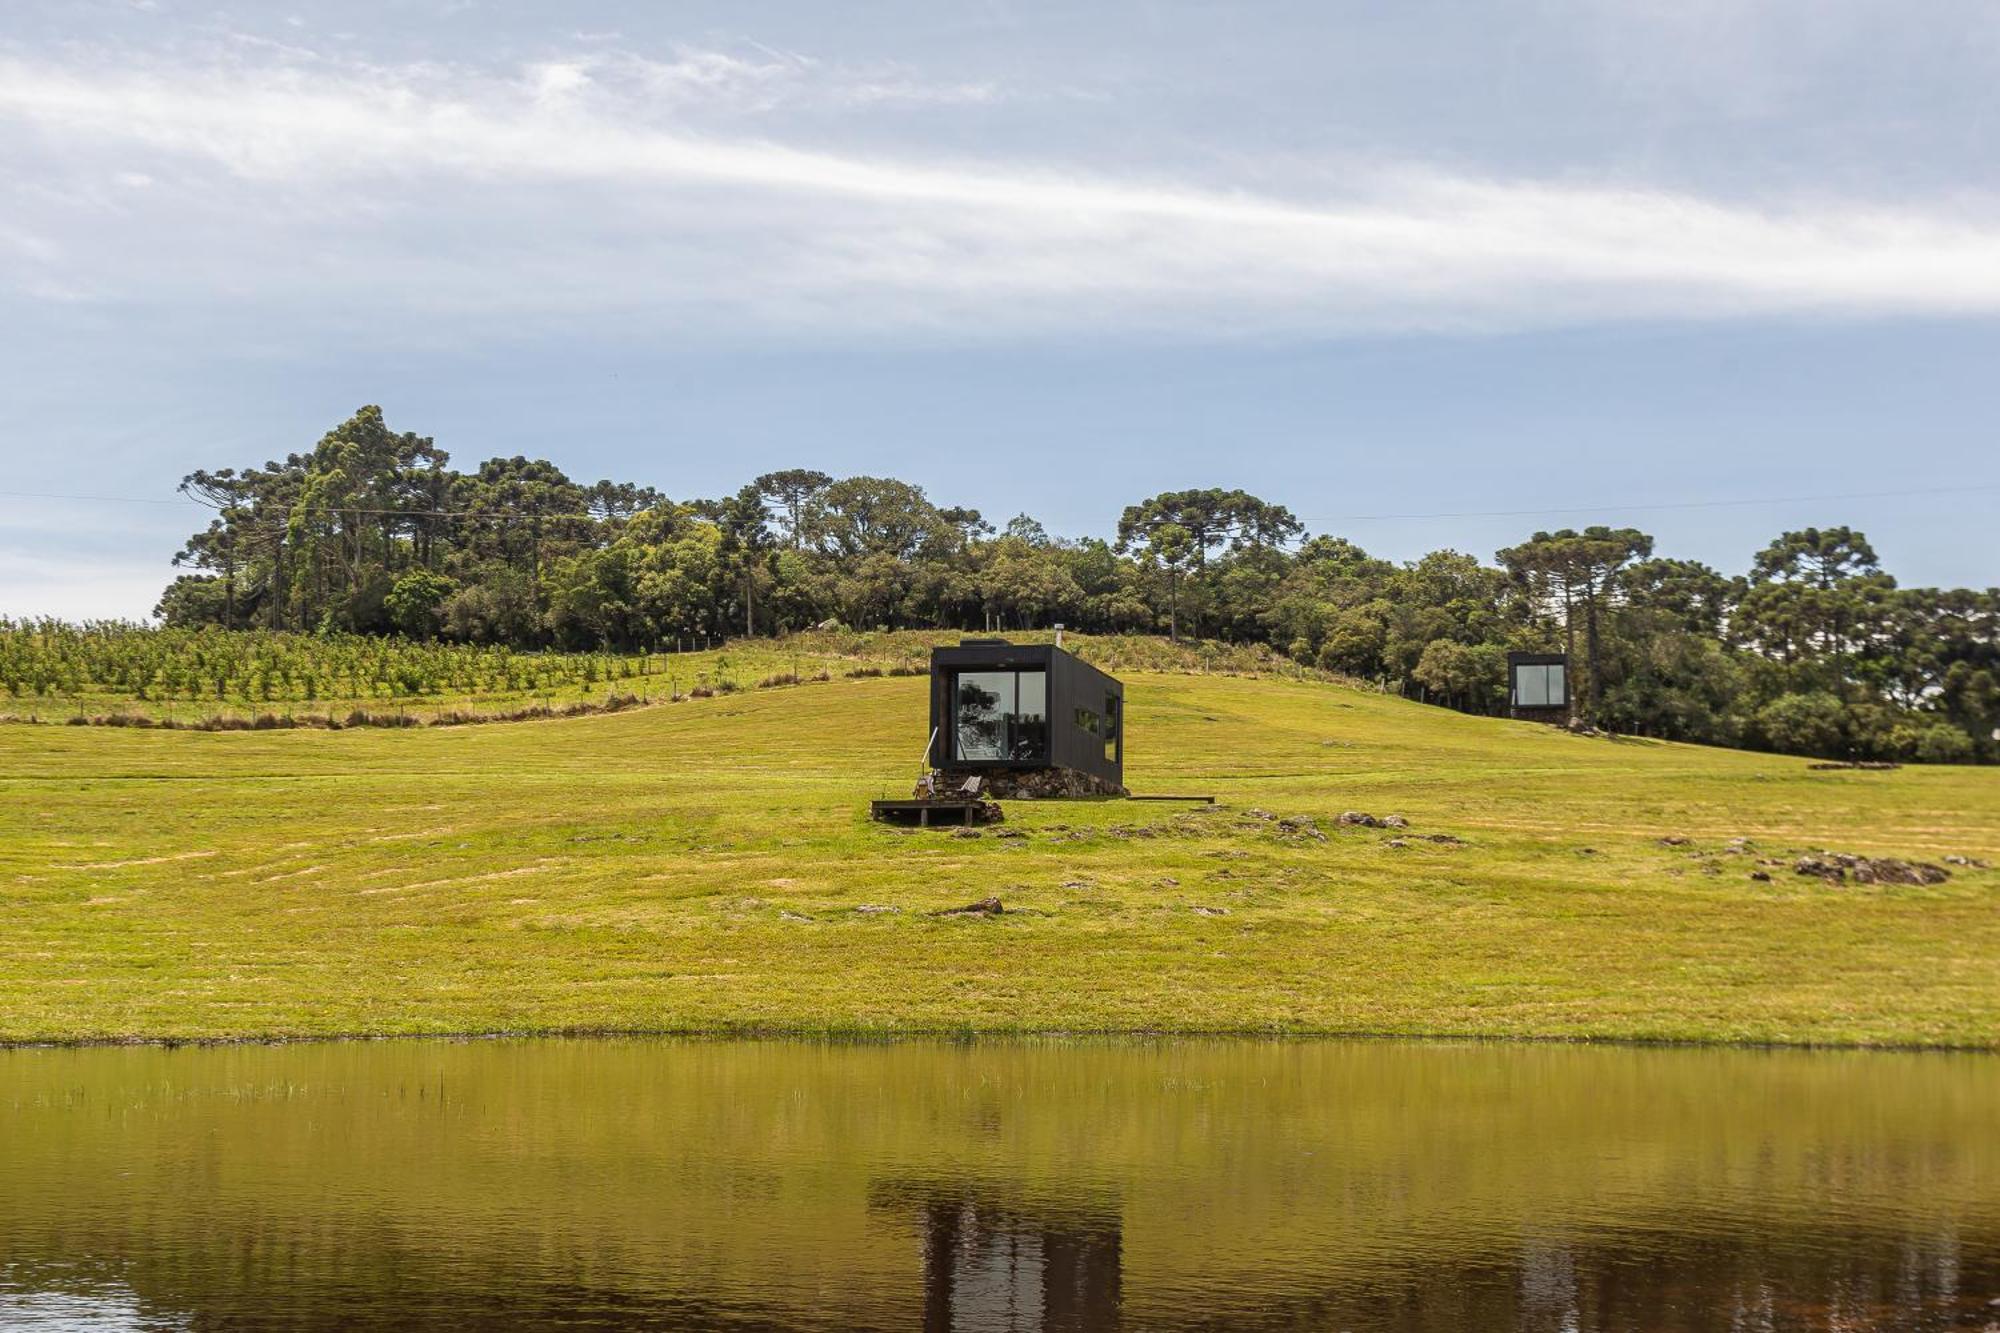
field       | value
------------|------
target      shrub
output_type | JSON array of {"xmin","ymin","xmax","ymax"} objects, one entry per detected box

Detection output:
[
  {"xmin": 1915, "ymin": 723, "xmax": 1975, "ymax": 765},
  {"xmin": 1752, "ymin": 692, "xmax": 1848, "ymax": 759}
]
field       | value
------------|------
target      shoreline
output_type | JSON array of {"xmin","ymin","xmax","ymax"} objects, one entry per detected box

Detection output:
[{"xmin": 6, "ymin": 1024, "xmax": 1995, "ymax": 1055}]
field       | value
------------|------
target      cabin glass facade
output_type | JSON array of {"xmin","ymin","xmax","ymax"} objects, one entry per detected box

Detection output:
[
  {"xmin": 1507, "ymin": 651, "xmax": 1571, "ymax": 720},
  {"xmin": 951, "ymin": 669, "xmax": 1049, "ymax": 762},
  {"xmin": 1511, "ymin": 662, "xmax": 1567, "ymax": 709}
]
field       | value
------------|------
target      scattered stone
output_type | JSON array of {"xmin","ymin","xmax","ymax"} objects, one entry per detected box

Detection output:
[
  {"xmin": 993, "ymin": 828, "xmax": 1026, "ymax": 840},
  {"xmin": 1384, "ymin": 838, "xmax": 1409, "ymax": 849},
  {"xmin": 1061, "ymin": 879, "xmax": 1092, "ymax": 890},
  {"xmin": 1793, "ymin": 853, "xmax": 1951, "ymax": 886},
  {"xmin": 1244, "ymin": 808, "xmax": 1277, "ymax": 821},
  {"xmin": 1190, "ymin": 905, "xmax": 1230, "ymax": 916},
  {"xmin": 1748, "ymin": 871, "xmax": 1772, "ymax": 882},
  {"xmin": 852, "ymin": 904, "xmax": 899, "ymax": 915},
  {"xmin": 1422, "ymin": 834, "xmax": 1467, "ymax": 846},
  {"xmin": 1659, "ymin": 835, "xmax": 1693, "ymax": 847},
  {"xmin": 1380, "ymin": 814, "xmax": 1410, "ymax": 829},
  {"xmin": 950, "ymin": 827, "xmax": 982, "ymax": 840},
  {"xmin": 1338, "ymin": 811, "xmax": 1381, "ymax": 827},
  {"xmin": 1944, "ymin": 855, "xmax": 1990, "ymax": 869},
  {"xmin": 933, "ymin": 896, "xmax": 1004, "ymax": 917},
  {"xmin": 1724, "ymin": 838, "xmax": 1756, "ymax": 854},
  {"xmin": 1276, "ymin": 816, "xmax": 1325, "ymax": 840},
  {"xmin": 1158, "ymin": 877, "xmax": 1180, "ymax": 887},
  {"xmin": 779, "ymin": 910, "xmax": 814, "ymax": 923}
]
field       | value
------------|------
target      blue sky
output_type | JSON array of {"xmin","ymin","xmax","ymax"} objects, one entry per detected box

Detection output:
[{"xmin": 2, "ymin": 0, "xmax": 1997, "ymax": 617}]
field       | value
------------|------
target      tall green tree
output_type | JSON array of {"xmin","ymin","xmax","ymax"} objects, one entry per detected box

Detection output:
[
  {"xmin": 753, "ymin": 470, "xmax": 833, "ymax": 549},
  {"xmin": 1497, "ymin": 527, "xmax": 1654, "ymax": 723}
]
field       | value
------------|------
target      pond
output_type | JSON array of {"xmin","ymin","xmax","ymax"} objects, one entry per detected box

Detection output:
[{"xmin": 2, "ymin": 1038, "xmax": 1996, "ymax": 1330}]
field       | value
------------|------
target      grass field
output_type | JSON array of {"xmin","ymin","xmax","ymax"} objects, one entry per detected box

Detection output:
[
  {"xmin": 2, "ymin": 632, "xmax": 1996, "ymax": 1046},
  {"xmin": 0, "ymin": 623, "xmax": 1314, "ymax": 725}
]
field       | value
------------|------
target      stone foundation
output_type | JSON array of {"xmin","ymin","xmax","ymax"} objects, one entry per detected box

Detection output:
[
  {"xmin": 936, "ymin": 767, "xmax": 1128, "ymax": 800},
  {"xmin": 1509, "ymin": 704, "xmax": 1573, "ymax": 726}
]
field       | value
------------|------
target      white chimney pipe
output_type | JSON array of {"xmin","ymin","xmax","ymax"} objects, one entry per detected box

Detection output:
[{"xmin": 1054, "ymin": 624, "xmax": 1065, "ymax": 648}]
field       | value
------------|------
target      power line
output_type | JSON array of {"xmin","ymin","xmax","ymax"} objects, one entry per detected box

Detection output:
[
  {"xmin": 1, "ymin": 480, "xmax": 1994, "ymax": 526},
  {"xmin": 1300, "ymin": 483, "xmax": 2000, "ymax": 525},
  {"xmin": 0, "ymin": 490, "xmax": 197, "ymax": 506},
  {"xmin": 0, "ymin": 489, "xmax": 632, "ymax": 527}
]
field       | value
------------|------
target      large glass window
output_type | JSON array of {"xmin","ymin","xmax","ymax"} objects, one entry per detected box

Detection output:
[
  {"xmin": 1103, "ymin": 693, "xmax": 1120, "ymax": 764},
  {"xmin": 1512, "ymin": 664, "xmax": 1568, "ymax": 708},
  {"xmin": 952, "ymin": 669, "xmax": 1049, "ymax": 762}
]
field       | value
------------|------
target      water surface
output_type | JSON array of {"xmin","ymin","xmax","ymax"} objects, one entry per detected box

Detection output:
[{"xmin": 2, "ymin": 1039, "xmax": 1997, "ymax": 1330}]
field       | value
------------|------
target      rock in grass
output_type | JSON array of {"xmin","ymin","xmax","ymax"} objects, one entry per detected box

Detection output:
[
  {"xmin": 852, "ymin": 904, "xmax": 898, "ymax": 915},
  {"xmin": 1337, "ymin": 811, "xmax": 1379, "ymax": 827},
  {"xmin": 1793, "ymin": 853, "xmax": 1950, "ymax": 886},
  {"xmin": 933, "ymin": 896, "xmax": 1003, "ymax": 917},
  {"xmin": 1381, "ymin": 814, "xmax": 1410, "ymax": 829}
]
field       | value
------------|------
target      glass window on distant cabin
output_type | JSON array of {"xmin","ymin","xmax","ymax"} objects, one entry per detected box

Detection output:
[
  {"xmin": 1513, "ymin": 664, "xmax": 1567, "ymax": 708},
  {"xmin": 1103, "ymin": 693, "xmax": 1120, "ymax": 763},
  {"xmin": 953, "ymin": 669, "xmax": 1049, "ymax": 762},
  {"xmin": 1074, "ymin": 706, "xmax": 1100, "ymax": 736}
]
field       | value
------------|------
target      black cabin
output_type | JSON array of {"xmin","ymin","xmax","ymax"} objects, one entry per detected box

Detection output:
[
  {"xmin": 1507, "ymin": 651, "xmax": 1571, "ymax": 723},
  {"xmin": 929, "ymin": 639, "xmax": 1124, "ymax": 794}
]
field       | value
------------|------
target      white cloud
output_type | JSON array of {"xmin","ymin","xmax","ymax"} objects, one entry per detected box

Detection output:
[
  {"xmin": 1, "ymin": 47, "xmax": 1999, "ymax": 336},
  {"xmin": 517, "ymin": 46, "xmax": 998, "ymax": 116}
]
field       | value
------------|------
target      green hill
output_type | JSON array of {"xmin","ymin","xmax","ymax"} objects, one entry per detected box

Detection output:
[{"xmin": 2, "ymin": 632, "xmax": 1995, "ymax": 1046}]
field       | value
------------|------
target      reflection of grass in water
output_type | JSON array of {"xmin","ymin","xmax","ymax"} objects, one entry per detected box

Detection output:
[
  {"xmin": 0, "ymin": 1039, "xmax": 1995, "ymax": 1326},
  {"xmin": 0, "ymin": 654, "xmax": 1997, "ymax": 1045}
]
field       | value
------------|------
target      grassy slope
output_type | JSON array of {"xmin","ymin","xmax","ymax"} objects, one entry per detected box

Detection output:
[{"xmin": 2, "ymin": 653, "xmax": 1997, "ymax": 1045}]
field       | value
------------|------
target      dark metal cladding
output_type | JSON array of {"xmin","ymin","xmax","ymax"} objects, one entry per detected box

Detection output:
[{"xmin": 929, "ymin": 639, "xmax": 1124, "ymax": 790}]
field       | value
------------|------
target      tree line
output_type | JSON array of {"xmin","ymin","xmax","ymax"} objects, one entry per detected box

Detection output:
[{"xmin": 156, "ymin": 405, "xmax": 1999, "ymax": 763}]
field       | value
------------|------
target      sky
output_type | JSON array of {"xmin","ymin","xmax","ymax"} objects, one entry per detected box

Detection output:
[{"xmin": 2, "ymin": 0, "xmax": 1997, "ymax": 619}]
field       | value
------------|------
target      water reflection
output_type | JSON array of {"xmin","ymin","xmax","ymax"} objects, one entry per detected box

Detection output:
[
  {"xmin": 1, "ymin": 1038, "xmax": 1996, "ymax": 1330},
  {"xmin": 872, "ymin": 1183, "xmax": 1122, "ymax": 1331}
]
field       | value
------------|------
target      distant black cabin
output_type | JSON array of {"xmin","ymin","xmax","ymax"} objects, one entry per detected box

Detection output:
[
  {"xmin": 929, "ymin": 640, "xmax": 1124, "ymax": 793},
  {"xmin": 1508, "ymin": 651, "xmax": 1571, "ymax": 724}
]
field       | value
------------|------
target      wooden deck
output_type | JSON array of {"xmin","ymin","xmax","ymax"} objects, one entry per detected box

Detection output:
[{"xmin": 869, "ymin": 799, "xmax": 990, "ymax": 827}]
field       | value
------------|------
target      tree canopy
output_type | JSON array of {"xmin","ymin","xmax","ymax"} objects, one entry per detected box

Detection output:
[{"xmin": 155, "ymin": 406, "xmax": 2000, "ymax": 764}]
